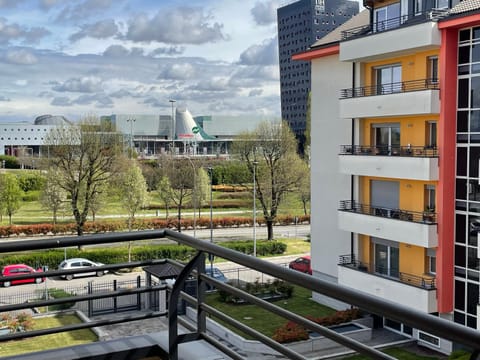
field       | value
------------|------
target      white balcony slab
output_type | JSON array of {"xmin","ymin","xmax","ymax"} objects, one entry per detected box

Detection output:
[
  {"xmin": 338, "ymin": 266, "xmax": 437, "ymax": 313},
  {"xmin": 339, "ymin": 155, "xmax": 438, "ymax": 181},
  {"xmin": 340, "ymin": 21, "xmax": 440, "ymax": 62},
  {"xmin": 338, "ymin": 211, "xmax": 438, "ymax": 248},
  {"xmin": 339, "ymin": 90, "xmax": 439, "ymax": 119}
]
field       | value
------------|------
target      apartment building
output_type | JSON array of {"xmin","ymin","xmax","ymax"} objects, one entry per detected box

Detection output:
[
  {"xmin": 294, "ymin": 0, "xmax": 480, "ymax": 354},
  {"xmin": 277, "ymin": 0, "xmax": 358, "ymax": 149}
]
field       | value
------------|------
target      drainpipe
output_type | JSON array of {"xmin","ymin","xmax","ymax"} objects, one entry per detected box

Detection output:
[{"xmin": 351, "ymin": 61, "xmax": 356, "ymax": 260}]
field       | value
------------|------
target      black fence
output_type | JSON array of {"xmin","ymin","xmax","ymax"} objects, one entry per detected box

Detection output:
[
  {"xmin": 340, "ymin": 144, "xmax": 438, "ymax": 157},
  {"xmin": 340, "ymin": 78, "xmax": 439, "ymax": 99}
]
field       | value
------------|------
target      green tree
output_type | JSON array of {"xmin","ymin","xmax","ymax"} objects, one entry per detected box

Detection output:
[
  {"xmin": 40, "ymin": 169, "xmax": 67, "ymax": 224},
  {"xmin": 192, "ymin": 167, "xmax": 210, "ymax": 217},
  {"xmin": 0, "ymin": 173, "xmax": 23, "ymax": 225},
  {"xmin": 43, "ymin": 116, "xmax": 124, "ymax": 236},
  {"xmin": 304, "ymin": 91, "xmax": 311, "ymax": 162},
  {"xmin": 118, "ymin": 160, "xmax": 150, "ymax": 231},
  {"xmin": 233, "ymin": 120, "xmax": 308, "ymax": 240}
]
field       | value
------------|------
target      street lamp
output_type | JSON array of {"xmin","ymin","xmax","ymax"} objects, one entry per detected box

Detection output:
[
  {"xmin": 253, "ymin": 160, "xmax": 258, "ymax": 257},
  {"xmin": 208, "ymin": 167, "xmax": 214, "ymax": 272},
  {"xmin": 169, "ymin": 99, "xmax": 176, "ymax": 154},
  {"xmin": 126, "ymin": 118, "xmax": 136, "ymax": 157}
]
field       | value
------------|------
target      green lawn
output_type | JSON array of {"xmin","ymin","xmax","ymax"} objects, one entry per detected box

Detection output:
[
  {"xmin": 205, "ymin": 285, "xmax": 334, "ymax": 338},
  {"xmin": 0, "ymin": 314, "xmax": 97, "ymax": 357}
]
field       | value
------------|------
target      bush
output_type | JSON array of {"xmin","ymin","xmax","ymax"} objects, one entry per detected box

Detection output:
[
  {"xmin": 0, "ymin": 155, "xmax": 20, "ymax": 169},
  {"xmin": 272, "ymin": 308, "xmax": 361, "ymax": 343},
  {"xmin": 16, "ymin": 173, "xmax": 45, "ymax": 192},
  {"xmin": 46, "ymin": 288, "xmax": 76, "ymax": 310}
]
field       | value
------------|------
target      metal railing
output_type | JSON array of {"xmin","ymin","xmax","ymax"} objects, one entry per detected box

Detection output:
[
  {"xmin": 340, "ymin": 145, "xmax": 438, "ymax": 158},
  {"xmin": 339, "ymin": 255, "xmax": 436, "ymax": 290},
  {"xmin": 341, "ymin": 10, "xmax": 449, "ymax": 42},
  {"xmin": 339, "ymin": 200, "xmax": 437, "ymax": 224},
  {"xmin": 0, "ymin": 230, "xmax": 477, "ymax": 360},
  {"xmin": 340, "ymin": 78, "xmax": 439, "ymax": 99}
]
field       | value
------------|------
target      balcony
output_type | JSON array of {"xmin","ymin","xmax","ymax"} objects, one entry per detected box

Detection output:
[
  {"xmin": 339, "ymin": 145, "xmax": 439, "ymax": 181},
  {"xmin": 339, "ymin": 12, "xmax": 444, "ymax": 62},
  {"xmin": 338, "ymin": 255, "xmax": 437, "ymax": 313},
  {"xmin": 339, "ymin": 79, "xmax": 440, "ymax": 118},
  {"xmin": 0, "ymin": 231, "xmax": 477, "ymax": 359},
  {"xmin": 338, "ymin": 200, "xmax": 438, "ymax": 248}
]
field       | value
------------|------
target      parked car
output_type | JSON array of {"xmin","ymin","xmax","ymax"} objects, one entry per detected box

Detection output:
[
  {"xmin": 205, "ymin": 266, "xmax": 229, "ymax": 290},
  {"xmin": 58, "ymin": 258, "xmax": 107, "ymax": 280},
  {"xmin": 289, "ymin": 255, "xmax": 312, "ymax": 275},
  {"xmin": 1, "ymin": 264, "xmax": 44, "ymax": 287}
]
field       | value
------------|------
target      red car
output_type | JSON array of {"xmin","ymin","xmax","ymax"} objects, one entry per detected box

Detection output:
[
  {"xmin": 289, "ymin": 255, "xmax": 312, "ymax": 275},
  {"xmin": 1, "ymin": 264, "xmax": 44, "ymax": 287}
]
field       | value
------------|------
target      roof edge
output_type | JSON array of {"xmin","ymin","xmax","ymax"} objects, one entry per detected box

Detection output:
[{"xmin": 292, "ymin": 43, "xmax": 340, "ymax": 61}]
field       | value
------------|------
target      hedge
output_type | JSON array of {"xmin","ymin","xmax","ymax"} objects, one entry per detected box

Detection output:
[
  {"xmin": 0, "ymin": 240, "xmax": 287, "ymax": 270},
  {"xmin": 0, "ymin": 214, "xmax": 310, "ymax": 238}
]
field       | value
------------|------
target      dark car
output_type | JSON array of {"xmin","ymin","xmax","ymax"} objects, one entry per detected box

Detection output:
[
  {"xmin": 289, "ymin": 255, "xmax": 312, "ymax": 275},
  {"xmin": 1, "ymin": 264, "xmax": 45, "ymax": 287},
  {"xmin": 205, "ymin": 267, "xmax": 228, "ymax": 290}
]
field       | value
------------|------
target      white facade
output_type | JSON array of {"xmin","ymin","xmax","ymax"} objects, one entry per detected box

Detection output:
[
  {"xmin": 0, "ymin": 123, "xmax": 55, "ymax": 156},
  {"xmin": 310, "ymin": 53, "xmax": 353, "ymax": 308}
]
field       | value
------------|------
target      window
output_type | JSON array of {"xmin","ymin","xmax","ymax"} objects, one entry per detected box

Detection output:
[
  {"xmin": 375, "ymin": 65, "xmax": 402, "ymax": 94},
  {"xmin": 427, "ymin": 121, "xmax": 437, "ymax": 147},
  {"xmin": 427, "ymin": 56, "xmax": 438, "ymax": 83},
  {"xmin": 427, "ymin": 248, "xmax": 436, "ymax": 274},
  {"xmin": 374, "ymin": 3, "xmax": 401, "ymax": 32},
  {"xmin": 373, "ymin": 238, "xmax": 399, "ymax": 278},
  {"xmin": 435, "ymin": 0, "xmax": 449, "ymax": 9},
  {"xmin": 372, "ymin": 123, "xmax": 400, "ymax": 154},
  {"xmin": 425, "ymin": 184, "xmax": 436, "ymax": 212},
  {"xmin": 415, "ymin": 0, "xmax": 423, "ymax": 15}
]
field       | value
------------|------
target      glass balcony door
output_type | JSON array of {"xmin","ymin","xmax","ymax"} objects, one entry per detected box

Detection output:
[
  {"xmin": 375, "ymin": 65, "xmax": 402, "ymax": 94},
  {"xmin": 373, "ymin": 123, "xmax": 400, "ymax": 155},
  {"xmin": 374, "ymin": 3, "xmax": 401, "ymax": 32},
  {"xmin": 374, "ymin": 240, "xmax": 400, "ymax": 278}
]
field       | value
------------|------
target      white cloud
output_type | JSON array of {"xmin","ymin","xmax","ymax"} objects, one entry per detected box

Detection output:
[
  {"xmin": 52, "ymin": 76, "xmax": 103, "ymax": 93},
  {"xmin": 251, "ymin": 1, "xmax": 279, "ymax": 26},
  {"xmin": 125, "ymin": 7, "xmax": 227, "ymax": 45},
  {"xmin": 70, "ymin": 19, "xmax": 119, "ymax": 42},
  {"xmin": 5, "ymin": 49, "xmax": 38, "ymax": 64},
  {"xmin": 239, "ymin": 37, "xmax": 278, "ymax": 65}
]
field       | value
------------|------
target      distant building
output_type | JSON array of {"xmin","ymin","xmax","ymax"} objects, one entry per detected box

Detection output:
[{"xmin": 277, "ymin": 0, "xmax": 358, "ymax": 149}]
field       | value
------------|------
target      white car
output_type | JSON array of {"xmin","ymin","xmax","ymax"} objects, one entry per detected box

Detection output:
[{"xmin": 59, "ymin": 258, "xmax": 107, "ymax": 280}]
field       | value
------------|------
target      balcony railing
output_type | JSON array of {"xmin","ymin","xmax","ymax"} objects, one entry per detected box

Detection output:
[
  {"xmin": 340, "ymin": 78, "xmax": 439, "ymax": 99},
  {"xmin": 0, "ymin": 230, "xmax": 476, "ymax": 360},
  {"xmin": 339, "ymin": 255, "xmax": 436, "ymax": 290},
  {"xmin": 339, "ymin": 200, "xmax": 437, "ymax": 224},
  {"xmin": 340, "ymin": 145, "xmax": 438, "ymax": 158},
  {"xmin": 340, "ymin": 10, "xmax": 449, "ymax": 42}
]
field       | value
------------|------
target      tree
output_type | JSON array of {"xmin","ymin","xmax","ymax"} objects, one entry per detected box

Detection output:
[
  {"xmin": 118, "ymin": 160, "xmax": 149, "ymax": 231},
  {"xmin": 43, "ymin": 116, "xmax": 124, "ymax": 236},
  {"xmin": 160, "ymin": 157, "xmax": 194, "ymax": 231},
  {"xmin": 297, "ymin": 160, "xmax": 311, "ymax": 216},
  {"xmin": 41, "ymin": 169, "xmax": 67, "ymax": 224},
  {"xmin": 233, "ymin": 121, "xmax": 307, "ymax": 240},
  {"xmin": 192, "ymin": 167, "xmax": 210, "ymax": 217},
  {"xmin": 0, "ymin": 173, "xmax": 23, "ymax": 225},
  {"xmin": 304, "ymin": 91, "xmax": 311, "ymax": 162},
  {"xmin": 157, "ymin": 176, "xmax": 173, "ymax": 219}
]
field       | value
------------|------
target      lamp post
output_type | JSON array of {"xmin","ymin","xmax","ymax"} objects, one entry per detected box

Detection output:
[
  {"xmin": 169, "ymin": 99, "xmax": 176, "ymax": 154},
  {"xmin": 253, "ymin": 160, "xmax": 258, "ymax": 257},
  {"xmin": 208, "ymin": 167, "xmax": 214, "ymax": 272},
  {"xmin": 126, "ymin": 118, "xmax": 136, "ymax": 157}
]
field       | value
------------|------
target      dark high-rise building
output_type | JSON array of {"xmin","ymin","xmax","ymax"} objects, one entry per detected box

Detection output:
[{"xmin": 277, "ymin": 0, "xmax": 358, "ymax": 149}]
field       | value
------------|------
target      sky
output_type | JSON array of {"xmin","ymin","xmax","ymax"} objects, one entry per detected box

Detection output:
[{"xmin": 0, "ymin": 0, "xmax": 363, "ymax": 123}]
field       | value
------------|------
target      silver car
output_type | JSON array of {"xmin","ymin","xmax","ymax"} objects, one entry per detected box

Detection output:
[{"xmin": 58, "ymin": 258, "xmax": 107, "ymax": 280}]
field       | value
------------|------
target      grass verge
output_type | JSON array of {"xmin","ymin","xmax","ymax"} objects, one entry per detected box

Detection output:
[
  {"xmin": 0, "ymin": 314, "xmax": 97, "ymax": 357},
  {"xmin": 205, "ymin": 285, "xmax": 334, "ymax": 339}
]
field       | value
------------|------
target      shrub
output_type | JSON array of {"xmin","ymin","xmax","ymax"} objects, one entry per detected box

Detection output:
[
  {"xmin": 46, "ymin": 288, "xmax": 75, "ymax": 310},
  {"xmin": 0, "ymin": 155, "xmax": 19, "ymax": 169},
  {"xmin": 16, "ymin": 173, "xmax": 45, "ymax": 192},
  {"xmin": 272, "ymin": 308, "xmax": 361, "ymax": 343}
]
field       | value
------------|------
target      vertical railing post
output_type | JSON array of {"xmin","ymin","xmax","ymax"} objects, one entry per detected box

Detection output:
[
  {"xmin": 87, "ymin": 282, "xmax": 93, "ymax": 318},
  {"xmin": 196, "ymin": 253, "xmax": 206, "ymax": 334},
  {"xmin": 113, "ymin": 279, "xmax": 118, "ymax": 313},
  {"xmin": 137, "ymin": 275, "xmax": 142, "ymax": 310}
]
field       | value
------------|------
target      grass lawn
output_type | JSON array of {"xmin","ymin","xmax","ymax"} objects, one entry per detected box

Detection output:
[
  {"xmin": 206, "ymin": 285, "xmax": 334, "ymax": 339},
  {"xmin": 0, "ymin": 314, "xmax": 97, "ymax": 357},
  {"xmin": 343, "ymin": 347, "xmax": 451, "ymax": 360}
]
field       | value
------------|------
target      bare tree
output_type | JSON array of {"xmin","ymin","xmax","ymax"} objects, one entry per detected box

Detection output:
[
  {"xmin": 233, "ymin": 121, "xmax": 307, "ymax": 240},
  {"xmin": 43, "ymin": 116, "xmax": 124, "ymax": 236},
  {"xmin": 41, "ymin": 169, "xmax": 67, "ymax": 224},
  {"xmin": 157, "ymin": 176, "xmax": 173, "ymax": 219}
]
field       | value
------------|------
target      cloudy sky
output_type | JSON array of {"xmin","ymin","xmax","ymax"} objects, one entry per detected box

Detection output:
[{"xmin": 0, "ymin": 0, "xmax": 362, "ymax": 123}]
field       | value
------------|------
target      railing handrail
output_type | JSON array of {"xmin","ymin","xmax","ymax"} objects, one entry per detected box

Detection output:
[
  {"xmin": 338, "ymin": 255, "xmax": 436, "ymax": 290},
  {"xmin": 340, "ymin": 78, "xmax": 439, "ymax": 99},
  {"xmin": 0, "ymin": 230, "xmax": 478, "ymax": 358},
  {"xmin": 339, "ymin": 144, "xmax": 438, "ymax": 158},
  {"xmin": 340, "ymin": 10, "xmax": 449, "ymax": 42},
  {"xmin": 339, "ymin": 200, "xmax": 437, "ymax": 224}
]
